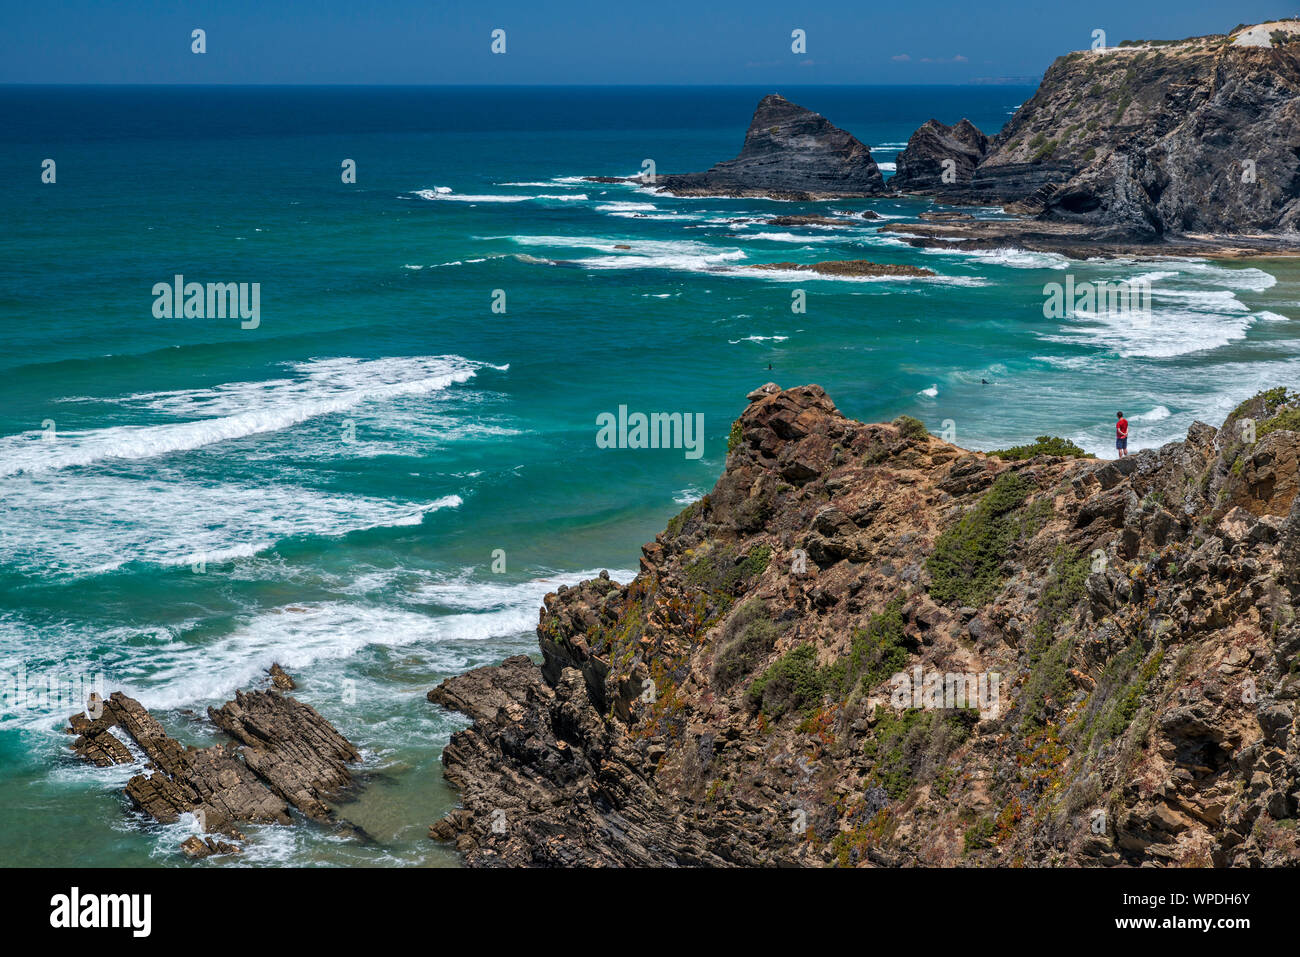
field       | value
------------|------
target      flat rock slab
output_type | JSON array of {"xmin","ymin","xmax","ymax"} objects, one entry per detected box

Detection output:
[
  {"xmin": 427, "ymin": 654, "xmax": 540, "ymax": 723},
  {"xmin": 68, "ymin": 683, "xmax": 360, "ymax": 854},
  {"xmin": 209, "ymin": 690, "xmax": 360, "ymax": 820}
]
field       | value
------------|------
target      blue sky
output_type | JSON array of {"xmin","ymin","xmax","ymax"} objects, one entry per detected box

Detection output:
[{"xmin": 0, "ymin": 0, "xmax": 1286, "ymax": 84}]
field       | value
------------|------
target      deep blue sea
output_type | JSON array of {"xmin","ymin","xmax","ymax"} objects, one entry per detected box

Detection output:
[{"xmin": 2, "ymin": 85, "xmax": 1297, "ymax": 866}]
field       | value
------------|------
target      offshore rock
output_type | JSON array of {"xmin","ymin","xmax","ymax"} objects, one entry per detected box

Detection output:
[
  {"xmin": 68, "ymin": 686, "xmax": 360, "ymax": 857},
  {"xmin": 891, "ymin": 119, "xmax": 990, "ymax": 195},
  {"xmin": 651, "ymin": 94, "xmax": 886, "ymax": 199}
]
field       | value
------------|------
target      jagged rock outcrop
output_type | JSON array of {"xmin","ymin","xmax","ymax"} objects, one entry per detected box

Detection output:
[
  {"xmin": 67, "ymin": 673, "xmax": 360, "ymax": 857},
  {"xmin": 208, "ymin": 690, "xmax": 360, "ymax": 821},
  {"xmin": 891, "ymin": 119, "xmax": 990, "ymax": 195},
  {"xmin": 904, "ymin": 23, "xmax": 1300, "ymax": 241},
  {"xmin": 649, "ymin": 94, "xmax": 885, "ymax": 199},
  {"xmin": 430, "ymin": 383, "xmax": 1300, "ymax": 867}
]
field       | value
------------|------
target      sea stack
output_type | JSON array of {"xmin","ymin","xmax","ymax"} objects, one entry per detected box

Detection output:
[
  {"xmin": 891, "ymin": 118, "xmax": 990, "ymax": 195},
  {"xmin": 651, "ymin": 94, "xmax": 886, "ymax": 199}
]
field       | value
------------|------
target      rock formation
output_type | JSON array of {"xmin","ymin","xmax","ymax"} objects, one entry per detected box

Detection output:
[
  {"xmin": 649, "ymin": 94, "xmax": 886, "ymax": 199},
  {"xmin": 430, "ymin": 383, "xmax": 1300, "ymax": 867},
  {"xmin": 898, "ymin": 23, "xmax": 1300, "ymax": 242},
  {"xmin": 68, "ymin": 673, "xmax": 360, "ymax": 858},
  {"xmin": 745, "ymin": 260, "xmax": 935, "ymax": 278},
  {"xmin": 891, "ymin": 119, "xmax": 990, "ymax": 195}
]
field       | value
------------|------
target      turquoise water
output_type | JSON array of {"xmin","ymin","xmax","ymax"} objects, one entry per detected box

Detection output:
[{"xmin": 2, "ymin": 85, "xmax": 1298, "ymax": 867}]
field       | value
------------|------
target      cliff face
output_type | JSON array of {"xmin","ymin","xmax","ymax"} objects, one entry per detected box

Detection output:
[
  {"xmin": 430, "ymin": 384, "xmax": 1300, "ymax": 867},
  {"xmin": 940, "ymin": 27, "xmax": 1300, "ymax": 237},
  {"xmin": 652, "ymin": 94, "xmax": 886, "ymax": 199}
]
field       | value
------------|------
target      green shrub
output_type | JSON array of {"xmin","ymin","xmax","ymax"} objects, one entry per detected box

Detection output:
[
  {"xmin": 1231, "ymin": 387, "xmax": 1289, "ymax": 422},
  {"xmin": 712, "ymin": 599, "xmax": 782, "ymax": 690},
  {"xmin": 686, "ymin": 543, "xmax": 771, "ymax": 596},
  {"xmin": 727, "ymin": 420, "xmax": 744, "ymax": 453},
  {"xmin": 665, "ymin": 496, "xmax": 707, "ymax": 539},
  {"xmin": 1031, "ymin": 139, "xmax": 1058, "ymax": 161},
  {"xmin": 1103, "ymin": 645, "xmax": 1163, "ymax": 739},
  {"xmin": 1074, "ymin": 640, "xmax": 1164, "ymax": 747},
  {"xmin": 1259, "ymin": 407, "xmax": 1300, "ymax": 439},
  {"xmin": 823, "ymin": 597, "xmax": 913, "ymax": 699},
  {"xmin": 748, "ymin": 644, "xmax": 824, "ymax": 718},
  {"xmin": 927, "ymin": 472, "xmax": 1033, "ymax": 606},
  {"xmin": 864, "ymin": 707, "xmax": 976, "ymax": 800},
  {"xmin": 1019, "ymin": 635, "xmax": 1072, "ymax": 734},
  {"xmin": 893, "ymin": 415, "xmax": 928, "ymax": 440},
  {"xmin": 964, "ymin": 816, "xmax": 997, "ymax": 851},
  {"xmin": 1028, "ymin": 548, "xmax": 1091, "ymax": 660},
  {"xmin": 988, "ymin": 436, "xmax": 1093, "ymax": 461}
]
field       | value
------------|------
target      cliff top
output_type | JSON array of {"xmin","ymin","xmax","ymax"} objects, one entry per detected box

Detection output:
[{"xmin": 431, "ymin": 382, "xmax": 1300, "ymax": 867}]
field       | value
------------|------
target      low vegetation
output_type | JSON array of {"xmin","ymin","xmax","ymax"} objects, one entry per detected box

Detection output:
[
  {"xmin": 988, "ymin": 435, "xmax": 1093, "ymax": 461},
  {"xmin": 712, "ymin": 599, "xmax": 783, "ymax": 690},
  {"xmin": 748, "ymin": 644, "xmax": 823, "ymax": 719},
  {"xmin": 892, "ymin": 415, "xmax": 929, "ymax": 440},
  {"xmin": 927, "ymin": 471, "xmax": 1033, "ymax": 606},
  {"xmin": 864, "ymin": 707, "xmax": 977, "ymax": 801},
  {"xmin": 822, "ymin": 598, "xmax": 913, "ymax": 699}
]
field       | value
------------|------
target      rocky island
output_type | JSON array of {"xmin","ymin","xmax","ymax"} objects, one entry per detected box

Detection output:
[
  {"xmin": 429, "ymin": 383, "xmax": 1300, "ymax": 867},
  {"xmin": 607, "ymin": 93, "xmax": 887, "ymax": 200}
]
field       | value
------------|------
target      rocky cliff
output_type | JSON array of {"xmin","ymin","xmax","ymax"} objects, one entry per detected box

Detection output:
[
  {"xmin": 903, "ymin": 22, "xmax": 1300, "ymax": 240},
  {"xmin": 430, "ymin": 383, "xmax": 1300, "ymax": 867},
  {"xmin": 649, "ymin": 94, "xmax": 886, "ymax": 199}
]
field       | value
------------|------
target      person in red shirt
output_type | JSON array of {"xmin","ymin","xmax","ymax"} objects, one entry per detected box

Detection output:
[{"xmin": 1115, "ymin": 411, "xmax": 1129, "ymax": 458}]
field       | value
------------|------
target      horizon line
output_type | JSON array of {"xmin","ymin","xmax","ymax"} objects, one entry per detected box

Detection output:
[{"xmin": 0, "ymin": 80, "xmax": 1041, "ymax": 89}]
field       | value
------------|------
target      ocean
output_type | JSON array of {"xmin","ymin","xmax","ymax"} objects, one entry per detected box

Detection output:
[{"xmin": 1, "ymin": 84, "xmax": 1297, "ymax": 867}]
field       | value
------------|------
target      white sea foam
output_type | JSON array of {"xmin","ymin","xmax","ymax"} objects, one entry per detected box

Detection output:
[
  {"xmin": 510, "ymin": 234, "xmax": 747, "ymax": 273},
  {"xmin": 1176, "ymin": 261, "xmax": 1278, "ymax": 292},
  {"xmin": 1132, "ymin": 405, "xmax": 1172, "ymax": 422},
  {"xmin": 747, "ymin": 231, "xmax": 850, "ymax": 243},
  {"xmin": 1040, "ymin": 284, "xmax": 1256, "ymax": 358},
  {"xmin": 0, "ymin": 474, "xmax": 464, "ymax": 576},
  {"xmin": 729, "ymin": 334, "xmax": 789, "ymax": 344},
  {"xmin": 132, "ymin": 567, "xmax": 636, "ymax": 711},
  {"xmin": 413, "ymin": 188, "xmax": 588, "ymax": 203},
  {"xmin": 596, "ymin": 202, "xmax": 658, "ymax": 213},
  {"xmin": 0, "ymin": 355, "xmax": 493, "ymax": 476},
  {"xmin": 919, "ymin": 275, "xmax": 990, "ymax": 287},
  {"xmin": 923, "ymin": 246, "xmax": 1072, "ymax": 270},
  {"xmin": 741, "ymin": 265, "xmax": 935, "ymax": 284}
]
